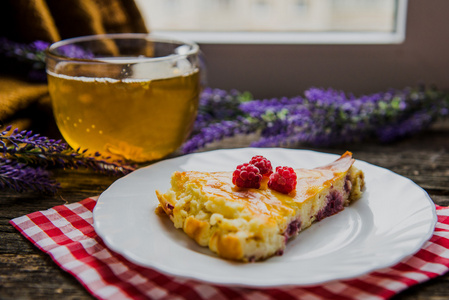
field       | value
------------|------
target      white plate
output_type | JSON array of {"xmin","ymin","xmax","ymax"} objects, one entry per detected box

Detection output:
[{"xmin": 93, "ymin": 148, "xmax": 437, "ymax": 287}]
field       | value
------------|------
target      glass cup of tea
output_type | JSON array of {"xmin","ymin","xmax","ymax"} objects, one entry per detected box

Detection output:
[{"xmin": 46, "ymin": 33, "xmax": 201, "ymax": 162}]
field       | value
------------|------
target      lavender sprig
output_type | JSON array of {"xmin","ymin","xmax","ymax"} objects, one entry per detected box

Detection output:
[
  {"xmin": 0, "ymin": 158, "xmax": 59, "ymax": 194},
  {"xmin": 181, "ymin": 86, "xmax": 449, "ymax": 153},
  {"xmin": 0, "ymin": 37, "xmax": 94, "ymax": 82},
  {"xmin": 191, "ymin": 88, "xmax": 252, "ymax": 134},
  {"xmin": 0, "ymin": 38, "xmax": 48, "ymax": 66},
  {"xmin": 0, "ymin": 38, "xmax": 50, "ymax": 82},
  {"xmin": 1, "ymin": 125, "xmax": 135, "ymax": 193}
]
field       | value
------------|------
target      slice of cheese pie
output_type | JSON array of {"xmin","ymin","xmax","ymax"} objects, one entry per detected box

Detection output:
[{"xmin": 155, "ymin": 151, "xmax": 365, "ymax": 262}]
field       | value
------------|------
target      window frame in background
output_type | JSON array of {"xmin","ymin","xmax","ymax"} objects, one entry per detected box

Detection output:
[{"xmin": 143, "ymin": 0, "xmax": 407, "ymax": 45}]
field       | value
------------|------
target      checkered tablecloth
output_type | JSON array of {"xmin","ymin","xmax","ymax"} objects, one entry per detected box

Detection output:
[{"xmin": 10, "ymin": 197, "xmax": 449, "ymax": 300}]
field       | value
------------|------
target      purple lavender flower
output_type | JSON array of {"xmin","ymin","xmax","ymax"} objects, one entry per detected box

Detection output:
[
  {"xmin": 31, "ymin": 40, "xmax": 50, "ymax": 52},
  {"xmin": 1, "ymin": 125, "xmax": 135, "ymax": 193},
  {"xmin": 0, "ymin": 37, "xmax": 49, "ymax": 81},
  {"xmin": 0, "ymin": 37, "xmax": 93, "ymax": 82},
  {"xmin": 181, "ymin": 86, "xmax": 449, "ymax": 153},
  {"xmin": 377, "ymin": 110, "xmax": 433, "ymax": 142},
  {"xmin": 0, "ymin": 38, "xmax": 46, "ymax": 63},
  {"xmin": 0, "ymin": 158, "xmax": 59, "ymax": 194}
]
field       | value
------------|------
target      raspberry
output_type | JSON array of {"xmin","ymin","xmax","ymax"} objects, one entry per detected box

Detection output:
[
  {"xmin": 249, "ymin": 155, "xmax": 273, "ymax": 177},
  {"xmin": 268, "ymin": 166, "xmax": 297, "ymax": 194},
  {"xmin": 232, "ymin": 163, "xmax": 262, "ymax": 188}
]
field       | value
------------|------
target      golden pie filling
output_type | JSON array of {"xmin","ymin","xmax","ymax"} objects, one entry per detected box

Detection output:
[{"xmin": 155, "ymin": 152, "xmax": 365, "ymax": 262}]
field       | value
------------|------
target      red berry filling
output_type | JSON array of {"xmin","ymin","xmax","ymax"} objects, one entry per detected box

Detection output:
[
  {"xmin": 249, "ymin": 155, "xmax": 273, "ymax": 177},
  {"xmin": 268, "ymin": 166, "xmax": 297, "ymax": 194},
  {"xmin": 232, "ymin": 163, "xmax": 262, "ymax": 188}
]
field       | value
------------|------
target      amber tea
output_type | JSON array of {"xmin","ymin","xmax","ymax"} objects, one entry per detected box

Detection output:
[
  {"xmin": 48, "ymin": 71, "xmax": 199, "ymax": 162},
  {"xmin": 46, "ymin": 34, "xmax": 201, "ymax": 162}
]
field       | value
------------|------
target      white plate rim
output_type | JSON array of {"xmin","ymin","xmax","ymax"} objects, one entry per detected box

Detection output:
[{"xmin": 93, "ymin": 148, "xmax": 437, "ymax": 287}]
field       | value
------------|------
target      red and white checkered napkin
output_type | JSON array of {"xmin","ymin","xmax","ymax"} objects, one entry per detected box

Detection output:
[{"xmin": 10, "ymin": 197, "xmax": 449, "ymax": 300}]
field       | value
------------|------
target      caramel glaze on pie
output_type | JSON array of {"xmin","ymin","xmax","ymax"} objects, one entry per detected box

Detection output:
[{"xmin": 155, "ymin": 151, "xmax": 365, "ymax": 262}]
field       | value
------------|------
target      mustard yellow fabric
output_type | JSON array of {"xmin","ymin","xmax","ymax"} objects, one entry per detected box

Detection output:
[{"xmin": 0, "ymin": 0, "xmax": 148, "ymax": 134}]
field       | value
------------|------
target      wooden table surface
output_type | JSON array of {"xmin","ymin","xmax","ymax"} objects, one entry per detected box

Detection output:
[{"xmin": 1, "ymin": 120, "xmax": 448, "ymax": 300}]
